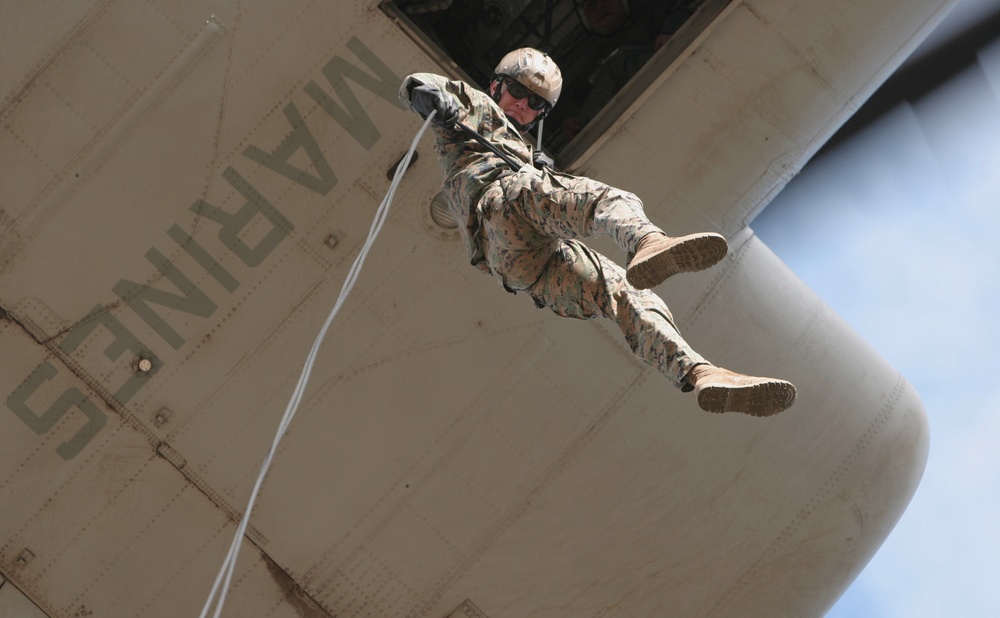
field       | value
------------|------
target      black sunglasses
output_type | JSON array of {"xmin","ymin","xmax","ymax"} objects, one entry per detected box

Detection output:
[{"xmin": 502, "ymin": 77, "xmax": 549, "ymax": 111}]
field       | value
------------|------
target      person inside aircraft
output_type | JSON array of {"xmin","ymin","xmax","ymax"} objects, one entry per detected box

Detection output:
[
  {"xmin": 560, "ymin": 0, "xmax": 700, "ymax": 141},
  {"xmin": 400, "ymin": 47, "xmax": 796, "ymax": 416}
]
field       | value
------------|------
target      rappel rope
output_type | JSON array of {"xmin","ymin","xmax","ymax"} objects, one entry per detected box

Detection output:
[
  {"xmin": 456, "ymin": 121, "xmax": 522, "ymax": 170},
  {"xmin": 198, "ymin": 110, "xmax": 438, "ymax": 618},
  {"xmin": 455, "ymin": 117, "xmax": 545, "ymax": 173}
]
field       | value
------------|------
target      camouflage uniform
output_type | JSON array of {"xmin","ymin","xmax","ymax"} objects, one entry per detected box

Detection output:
[{"xmin": 400, "ymin": 72, "xmax": 706, "ymax": 388}]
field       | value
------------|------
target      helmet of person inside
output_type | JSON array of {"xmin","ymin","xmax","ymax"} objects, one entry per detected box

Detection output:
[
  {"xmin": 575, "ymin": 0, "xmax": 630, "ymax": 36},
  {"xmin": 492, "ymin": 47, "xmax": 563, "ymax": 124}
]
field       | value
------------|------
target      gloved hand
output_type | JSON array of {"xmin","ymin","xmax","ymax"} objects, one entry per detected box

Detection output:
[
  {"xmin": 409, "ymin": 84, "xmax": 459, "ymax": 127},
  {"xmin": 532, "ymin": 149, "xmax": 555, "ymax": 169}
]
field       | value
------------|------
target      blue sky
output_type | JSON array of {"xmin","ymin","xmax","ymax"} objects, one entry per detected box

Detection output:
[{"xmin": 753, "ymin": 1, "xmax": 1000, "ymax": 615}]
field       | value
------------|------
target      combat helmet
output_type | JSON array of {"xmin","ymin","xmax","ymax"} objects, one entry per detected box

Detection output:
[
  {"xmin": 575, "ymin": 0, "xmax": 630, "ymax": 36},
  {"xmin": 492, "ymin": 47, "xmax": 563, "ymax": 127}
]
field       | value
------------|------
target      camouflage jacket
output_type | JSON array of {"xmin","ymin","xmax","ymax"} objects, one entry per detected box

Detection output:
[{"xmin": 399, "ymin": 72, "xmax": 532, "ymax": 274}]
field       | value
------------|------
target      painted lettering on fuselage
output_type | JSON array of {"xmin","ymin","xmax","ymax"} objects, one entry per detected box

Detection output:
[{"xmin": 6, "ymin": 36, "xmax": 405, "ymax": 460}]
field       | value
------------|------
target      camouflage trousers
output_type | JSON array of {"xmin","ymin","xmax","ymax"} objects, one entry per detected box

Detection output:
[{"xmin": 476, "ymin": 167, "xmax": 706, "ymax": 388}]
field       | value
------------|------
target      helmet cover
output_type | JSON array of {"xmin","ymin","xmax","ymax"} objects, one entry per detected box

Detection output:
[{"xmin": 493, "ymin": 47, "xmax": 563, "ymax": 109}]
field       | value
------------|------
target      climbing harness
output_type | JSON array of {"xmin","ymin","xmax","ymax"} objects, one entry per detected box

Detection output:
[{"xmin": 198, "ymin": 111, "xmax": 437, "ymax": 618}]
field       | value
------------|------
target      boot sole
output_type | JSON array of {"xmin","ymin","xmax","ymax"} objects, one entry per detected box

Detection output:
[
  {"xmin": 697, "ymin": 380, "xmax": 796, "ymax": 417},
  {"xmin": 626, "ymin": 233, "xmax": 728, "ymax": 289}
]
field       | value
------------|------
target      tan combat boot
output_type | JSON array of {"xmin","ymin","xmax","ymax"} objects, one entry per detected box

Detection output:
[
  {"xmin": 626, "ymin": 232, "xmax": 728, "ymax": 289},
  {"xmin": 687, "ymin": 364, "xmax": 796, "ymax": 417}
]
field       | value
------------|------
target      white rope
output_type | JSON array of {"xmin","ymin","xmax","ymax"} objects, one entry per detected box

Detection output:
[{"xmin": 199, "ymin": 110, "xmax": 437, "ymax": 618}]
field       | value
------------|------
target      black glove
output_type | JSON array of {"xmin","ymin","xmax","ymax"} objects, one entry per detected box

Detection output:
[
  {"xmin": 409, "ymin": 84, "xmax": 459, "ymax": 127},
  {"xmin": 532, "ymin": 149, "xmax": 555, "ymax": 169}
]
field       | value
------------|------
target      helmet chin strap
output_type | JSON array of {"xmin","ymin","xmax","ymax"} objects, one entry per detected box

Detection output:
[{"xmin": 505, "ymin": 113, "xmax": 533, "ymax": 132}]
